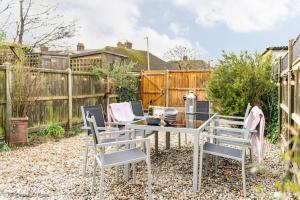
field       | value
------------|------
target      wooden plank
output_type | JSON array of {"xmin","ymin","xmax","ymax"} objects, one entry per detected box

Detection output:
[
  {"xmin": 292, "ymin": 113, "xmax": 300, "ymax": 125},
  {"xmin": 281, "ymin": 103, "xmax": 289, "ymax": 114}
]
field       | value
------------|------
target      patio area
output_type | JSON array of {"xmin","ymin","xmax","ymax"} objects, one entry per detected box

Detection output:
[{"xmin": 0, "ymin": 133, "xmax": 283, "ymax": 200}]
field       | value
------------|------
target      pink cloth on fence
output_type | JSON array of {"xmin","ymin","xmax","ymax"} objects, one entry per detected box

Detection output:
[
  {"xmin": 107, "ymin": 102, "xmax": 135, "ymax": 122},
  {"xmin": 245, "ymin": 106, "xmax": 265, "ymax": 163}
]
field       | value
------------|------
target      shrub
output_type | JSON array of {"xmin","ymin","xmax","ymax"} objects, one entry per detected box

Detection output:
[
  {"xmin": 207, "ymin": 51, "xmax": 278, "ymax": 142},
  {"xmin": 40, "ymin": 124, "xmax": 65, "ymax": 138},
  {"xmin": 0, "ymin": 143, "xmax": 11, "ymax": 153},
  {"xmin": 93, "ymin": 59, "xmax": 138, "ymax": 102}
]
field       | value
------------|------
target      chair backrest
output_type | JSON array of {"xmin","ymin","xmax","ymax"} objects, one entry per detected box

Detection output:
[
  {"xmin": 131, "ymin": 100, "xmax": 144, "ymax": 117},
  {"xmin": 243, "ymin": 111, "xmax": 255, "ymax": 139},
  {"xmin": 85, "ymin": 112, "xmax": 99, "ymax": 148},
  {"xmin": 196, "ymin": 101, "xmax": 210, "ymax": 121},
  {"xmin": 244, "ymin": 103, "xmax": 252, "ymax": 120},
  {"xmin": 81, "ymin": 105, "xmax": 105, "ymax": 135}
]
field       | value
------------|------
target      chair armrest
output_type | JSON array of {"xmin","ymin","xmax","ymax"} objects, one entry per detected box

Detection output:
[
  {"xmin": 134, "ymin": 116, "xmax": 146, "ymax": 120},
  {"xmin": 97, "ymin": 138, "xmax": 150, "ymax": 147},
  {"xmin": 81, "ymin": 126, "xmax": 119, "ymax": 131},
  {"xmin": 202, "ymin": 133, "xmax": 250, "ymax": 143},
  {"xmin": 210, "ymin": 126, "xmax": 257, "ymax": 134},
  {"xmin": 216, "ymin": 115, "xmax": 245, "ymax": 120},
  {"xmin": 214, "ymin": 119, "xmax": 244, "ymax": 126}
]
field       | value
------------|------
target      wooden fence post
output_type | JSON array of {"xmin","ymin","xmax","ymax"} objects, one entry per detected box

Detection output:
[
  {"xmin": 165, "ymin": 70, "xmax": 169, "ymax": 107},
  {"xmin": 5, "ymin": 63, "xmax": 12, "ymax": 143},
  {"xmin": 278, "ymin": 57, "xmax": 282, "ymax": 136},
  {"xmin": 67, "ymin": 68, "xmax": 72, "ymax": 130},
  {"xmin": 287, "ymin": 39, "xmax": 293, "ymax": 139}
]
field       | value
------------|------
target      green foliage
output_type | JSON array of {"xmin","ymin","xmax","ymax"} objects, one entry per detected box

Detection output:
[
  {"xmin": 266, "ymin": 90, "xmax": 279, "ymax": 143},
  {"xmin": 93, "ymin": 60, "xmax": 138, "ymax": 102},
  {"xmin": 0, "ymin": 30, "xmax": 6, "ymax": 41},
  {"xmin": 0, "ymin": 143, "xmax": 11, "ymax": 153},
  {"xmin": 275, "ymin": 135, "xmax": 300, "ymax": 199},
  {"xmin": 40, "ymin": 124, "xmax": 65, "ymax": 138},
  {"xmin": 207, "ymin": 51, "xmax": 278, "ymax": 140}
]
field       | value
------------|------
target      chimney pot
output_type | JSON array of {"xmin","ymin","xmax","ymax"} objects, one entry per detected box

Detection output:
[
  {"xmin": 124, "ymin": 41, "xmax": 132, "ymax": 49},
  {"xmin": 40, "ymin": 45, "xmax": 48, "ymax": 52},
  {"xmin": 77, "ymin": 43, "xmax": 85, "ymax": 51}
]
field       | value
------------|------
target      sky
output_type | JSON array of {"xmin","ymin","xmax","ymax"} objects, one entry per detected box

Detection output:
[{"xmin": 2, "ymin": 0, "xmax": 300, "ymax": 62}]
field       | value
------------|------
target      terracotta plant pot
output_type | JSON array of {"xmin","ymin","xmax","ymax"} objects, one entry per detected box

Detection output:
[{"xmin": 9, "ymin": 117, "xmax": 29, "ymax": 145}]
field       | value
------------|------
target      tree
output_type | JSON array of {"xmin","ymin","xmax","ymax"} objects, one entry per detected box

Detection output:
[
  {"xmin": 4, "ymin": 0, "xmax": 76, "ymax": 47},
  {"xmin": 207, "ymin": 51, "xmax": 279, "ymax": 142},
  {"xmin": 163, "ymin": 45, "xmax": 201, "ymax": 69}
]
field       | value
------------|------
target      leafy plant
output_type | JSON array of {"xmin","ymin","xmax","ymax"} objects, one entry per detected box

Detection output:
[
  {"xmin": 93, "ymin": 59, "xmax": 138, "ymax": 102},
  {"xmin": 0, "ymin": 30, "xmax": 6, "ymax": 41},
  {"xmin": 6, "ymin": 43, "xmax": 44, "ymax": 118},
  {"xmin": 40, "ymin": 124, "xmax": 65, "ymax": 138},
  {"xmin": 0, "ymin": 143, "xmax": 11, "ymax": 153},
  {"xmin": 207, "ymin": 51, "xmax": 278, "ymax": 140}
]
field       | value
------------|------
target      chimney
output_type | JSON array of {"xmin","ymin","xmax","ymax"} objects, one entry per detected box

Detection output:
[
  {"xmin": 183, "ymin": 55, "xmax": 188, "ymax": 61},
  {"xmin": 117, "ymin": 41, "xmax": 125, "ymax": 48},
  {"xmin": 124, "ymin": 41, "xmax": 132, "ymax": 49},
  {"xmin": 40, "ymin": 45, "xmax": 48, "ymax": 52},
  {"xmin": 77, "ymin": 43, "xmax": 85, "ymax": 51}
]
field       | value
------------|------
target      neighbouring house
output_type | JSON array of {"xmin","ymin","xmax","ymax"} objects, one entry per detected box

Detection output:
[
  {"xmin": 167, "ymin": 55, "xmax": 212, "ymax": 70},
  {"xmin": 69, "ymin": 43, "xmax": 128, "ymax": 71},
  {"xmin": 27, "ymin": 45, "xmax": 70, "ymax": 69},
  {"xmin": 261, "ymin": 46, "xmax": 288, "ymax": 63},
  {"xmin": 103, "ymin": 41, "xmax": 175, "ymax": 72}
]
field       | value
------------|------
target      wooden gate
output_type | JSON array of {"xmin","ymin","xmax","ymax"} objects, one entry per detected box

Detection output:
[{"xmin": 140, "ymin": 70, "xmax": 212, "ymax": 109}]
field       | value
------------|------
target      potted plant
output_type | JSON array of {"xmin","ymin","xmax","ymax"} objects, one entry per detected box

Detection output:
[{"xmin": 8, "ymin": 45, "xmax": 43, "ymax": 145}]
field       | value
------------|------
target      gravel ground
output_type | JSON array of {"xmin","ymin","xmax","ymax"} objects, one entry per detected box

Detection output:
[{"xmin": 0, "ymin": 132, "xmax": 283, "ymax": 200}]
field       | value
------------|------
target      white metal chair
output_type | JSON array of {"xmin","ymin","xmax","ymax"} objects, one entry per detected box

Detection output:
[
  {"xmin": 81, "ymin": 105, "xmax": 127, "ymax": 176},
  {"xmin": 86, "ymin": 112, "xmax": 152, "ymax": 199},
  {"xmin": 199, "ymin": 112, "xmax": 255, "ymax": 198},
  {"xmin": 213, "ymin": 103, "xmax": 253, "ymax": 161}
]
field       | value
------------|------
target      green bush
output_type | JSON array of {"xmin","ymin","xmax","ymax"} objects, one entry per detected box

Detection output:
[
  {"xmin": 207, "ymin": 51, "xmax": 279, "ymax": 142},
  {"xmin": 0, "ymin": 143, "xmax": 11, "ymax": 153},
  {"xmin": 40, "ymin": 124, "xmax": 65, "ymax": 138},
  {"xmin": 93, "ymin": 60, "xmax": 138, "ymax": 102}
]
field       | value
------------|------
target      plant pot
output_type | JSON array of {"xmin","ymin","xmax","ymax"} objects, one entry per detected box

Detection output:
[{"xmin": 9, "ymin": 117, "xmax": 29, "ymax": 145}]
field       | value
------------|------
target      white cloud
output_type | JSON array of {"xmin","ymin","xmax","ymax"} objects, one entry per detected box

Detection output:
[
  {"xmin": 46, "ymin": 0, "xmax": 197, "ymax": 57},
  {"xmin": 168, "ymin": 22, "xmax": 190, "ymax": 35},
  {"xmin": 172, "ymin": 0, "xmax": 300, "ymax": 32}
]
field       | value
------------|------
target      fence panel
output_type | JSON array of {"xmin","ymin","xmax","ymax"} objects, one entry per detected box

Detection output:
[
  {"xmin": 0, "ymin": 67, "xmax": 6, "ymax": 140},
  {"xmin": 140, "ymin": 70, "xmax": 212, "ymax": 108},
  {"xmin": 293, "ymin": 37, "xmax": 300, "ymax": 64}
]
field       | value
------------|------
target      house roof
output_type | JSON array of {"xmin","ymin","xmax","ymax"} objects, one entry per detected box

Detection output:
[
  {"xmin": 168, "ymin": 59, "xmax": 211, "ymax": 70},
  {"xmin": 103, "ymin": 46, "xmax": 175, "ymax": 71},
  {"xmin": 262, "ymin": 46, "xmax": 288, "ymax": 56},
  {"xmin": 70, "ymin": 49, "xmax": 128, "ymax": 58}
]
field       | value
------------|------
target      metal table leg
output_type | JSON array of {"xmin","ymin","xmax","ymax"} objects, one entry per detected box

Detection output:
[
  {"xmin": 155, "ymin": 131, "xmax": 158, "ymax": 155},
  {"xmin": 166, "ymin": 131, "xmax": 170, "ymax": 149},
  {"xmin": 192, "ymin": 133, "xmax": 200, "ymax": 192}
]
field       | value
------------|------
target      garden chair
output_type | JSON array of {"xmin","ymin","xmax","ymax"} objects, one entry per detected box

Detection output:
[
  {"xmin": 86, "ymin": 112, "xmax": 152, "ymax": 200},
  {"xmin": 81, "ymin": 105, "xmax": 128, "ymax": 176},
  {"xmin": 198, "ymin": 112, "xmax": 255, "ymax": 198},
  {"xmin": 213, "ymin": 103, "xmax": 253, "ymax": 162},
  {"xmin": 130, "ymin": 100, "xmax": 146, "ymax": 120}
]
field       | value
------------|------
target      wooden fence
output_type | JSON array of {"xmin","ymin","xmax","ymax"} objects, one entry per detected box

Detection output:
[
  {"xmin": 0, "ymin": 64, "xmax": 117, "ymax": 141},
  {"xmin": 273, "ymin": 36, "xmax": 300, "ymax": 139},
  {"xmin": 140, "ymin": 70, "xmax": 212, "ymax": 108}
]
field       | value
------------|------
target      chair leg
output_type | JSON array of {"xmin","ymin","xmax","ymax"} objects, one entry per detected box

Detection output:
[
  {"xmin": 99, "ymin": 168, "xmax": 105, "ymax": 200},
  {"xmin": 198, "ymin": 146, "xmax": 204, "ymax": 192},
  {"xmin": 82, "ymin": 144, "xmax": 89, "ymax": 176},
  {"xmin": 249, "ymin": 147, "xmax": 253, "ymax": 163},
  {"xmin": 155, "ymin": 131, "xmax": 158, "ymax": 155},
  {"xmin": 91, "ymin": 158, "xmax": 97, "ymax": 193},
  {"xmin": 204, "ymin": 154, "xmax": 208, "ymax": 176},
  {"xmin": 146, "ymin": 159, "xmax": 153, "ymax": 200},
  {"xmin": 242, "ymin": 157, "xmax": 246, "ymax": 198},
  {"xmin": 133, "ymin": 163, "xmax": 136, "ymax": 184},
  {"xmin": 214, "ymin": 156, "xmax": 219, "ymax": 173},
  {"xmin": 185, "ymin": 133, "xmax": 187, "ymax": 145},
  {"xmin": 115, "ymin": 145, "xmax": 119, "ymax": 183},
  {"xmin": 178, "ymin": 132, "xmax": 181, "ymax": 148},
  {"xmin": 143, "ymin": 131, "xmax": 146, "ymax": 151}
]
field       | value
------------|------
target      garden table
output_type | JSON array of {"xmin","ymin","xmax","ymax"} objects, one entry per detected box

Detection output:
[{"xmin": 125, "ymin": 113, "xmax": 217, "ymax": 192}]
